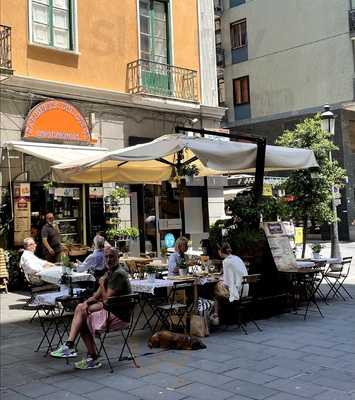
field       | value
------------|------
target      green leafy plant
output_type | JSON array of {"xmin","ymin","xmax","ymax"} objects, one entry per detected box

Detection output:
[
  {"xmin": 125, "ymin": 227, "xmax": 139, "ymax": 239},
  {"xmin": 43, "ymin": 181, "xmax": 56, "ymax": 192},
  {"xmin": 110, "ymin": 187, "xmax": 128, "ymax": 200},
  {"xmin": 60, "ymin": 254, "xmax": 73, "ymax": 268},
  {"xmin": 177, "ymin": 164, "xmax": 199, "ymax": 177},
  {"xmin": 176, "ymin": 258, "xmax": 188, "ymax": 270},
  {"xmin": 276, "ymin": 114, "xmax": 347, "ymax": 257},
  {"xmin": 160, "ymin": 245, "xmax": 168, "ymax": 257},
  {"xmin": 144, "ymin": 265, "xmax": 158, "ymax": 274},
  {"xmin": 311, "ymin": 243, "xmax": 323, "ymax": 253}
]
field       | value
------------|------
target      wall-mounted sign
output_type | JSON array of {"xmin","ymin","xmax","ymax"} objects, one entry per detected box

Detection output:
[
  {"xmin": 13, "ymin": 183, "xmax": 31, "ymax": 246},
  {"xmin": 23, "ymin": 100, "xmax": 94, "ymax": 144}
]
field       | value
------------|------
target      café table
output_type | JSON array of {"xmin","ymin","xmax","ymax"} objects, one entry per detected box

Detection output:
[
  {"xmin": 130, "ymin": 274, "xmax": 219, "ymax": 333},
  {"xmin": 36, "ymin": 266, "xmax": 95, "ymax": 286},
  {"xmin": 285, "ymin": 262, "xmax": 325, "ymax": 319}
]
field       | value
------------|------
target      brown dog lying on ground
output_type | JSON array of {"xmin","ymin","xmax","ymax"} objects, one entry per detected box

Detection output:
[{"xmin": 148, "ymin": 330, "xmax": 206, "ymax": 350}]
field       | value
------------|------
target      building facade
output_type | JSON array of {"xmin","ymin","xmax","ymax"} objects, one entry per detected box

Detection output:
[
  {"xmin": 216, "ymin": 0, "xmax": 355, "ymax": 240},
  {"xmin": 0, "ymin": 0, "xmax": 225, "ymax": 252}
]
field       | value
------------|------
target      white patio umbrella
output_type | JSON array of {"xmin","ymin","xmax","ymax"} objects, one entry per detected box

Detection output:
[{"xmin": 51, "ymin": 134, "xmax": 318, "ymax": 184}]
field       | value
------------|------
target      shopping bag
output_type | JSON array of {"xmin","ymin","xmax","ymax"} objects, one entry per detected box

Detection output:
[{"xmin": 190, "ymin": 313, "xmax": 209, "ymax": 337}]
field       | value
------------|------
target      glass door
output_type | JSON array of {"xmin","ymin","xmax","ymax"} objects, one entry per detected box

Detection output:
[{"xmin": 139, "ymin": 0, "xmax": 171, "ymax": 96}]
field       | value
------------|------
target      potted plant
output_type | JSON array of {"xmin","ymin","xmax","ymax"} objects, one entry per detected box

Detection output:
[
  {"xmin": 311, "ymin": 243, "xmax": 323, "ymax": 259},
  {"xmin": 177, "ymin": 164, "xmax": 199, "ymax": 184},
  {"xmin": 160, "ymin": 245, "xmax": 168, "ymax": 261},
  {"xmin": 60, "ymin": 254, "xmax": 73, "ymax": 274},
  {"xmin": 176, "ymin": 258, "xmax": 188, "ymax": 276},
  {"xmin": 144, "ymin": 265, "xmax": 157, "ymax": 282}
]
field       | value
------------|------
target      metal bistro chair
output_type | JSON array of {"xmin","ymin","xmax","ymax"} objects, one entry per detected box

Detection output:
[
  {"xmin": 95, "ymin": 293, "xmax": 140, "ymax": 372},
  {"xmin": 21, "ymin": 269, "xmax": 59, "ymax": 322},
  {"xmin": 236, "ymin": 274, "xmax": 263, "ymax": 334},
  {"xmin": 153, "ymin": 280, "xmax": 194, "ymax": 334},
  {"xmin": 323, "ymin": 257, "xmax": 353, "ymax": 301}
]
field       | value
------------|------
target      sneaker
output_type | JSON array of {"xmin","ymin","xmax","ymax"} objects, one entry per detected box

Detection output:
[
  {"xmin": 50, "ymin": 344, "xmax": 77, "ymax": 358},
  {"xmin": 74, "ymin": 357, "xmax": 102, "ymax": 370}
]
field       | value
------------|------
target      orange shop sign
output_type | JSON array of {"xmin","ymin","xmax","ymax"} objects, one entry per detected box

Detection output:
[{"xmin": 23, "ymin": 100, "xmax": 95, "ymax": 144}]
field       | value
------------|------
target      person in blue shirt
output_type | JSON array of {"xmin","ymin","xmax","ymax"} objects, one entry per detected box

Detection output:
[
  {"xmin": 76, "ymin": 235, "xmax": 106, "ymax": 278},
  {"xmin": 168, "ymin": 236, "xmax": 189, "ymax": 275}
]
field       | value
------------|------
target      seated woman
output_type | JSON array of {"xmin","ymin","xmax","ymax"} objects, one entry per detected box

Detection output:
[
  {"xmin": 76, "ymin": 235, "xmax": 106, "ymax": 279},
  {"xmin": 215, "ymin": 242, "xmax": 249, "ymax": 302},
  {"xmin": 168, "ymin": 236, "xmax": 189, "ymax": 276}
]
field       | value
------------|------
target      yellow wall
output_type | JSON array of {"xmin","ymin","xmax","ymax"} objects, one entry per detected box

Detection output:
[{"xmin": 0, "ymin": 0, "xmax": 200, "ymax": 99}]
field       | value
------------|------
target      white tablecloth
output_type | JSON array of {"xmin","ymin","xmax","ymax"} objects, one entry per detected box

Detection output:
[
  {"xmin": 36, "ymin": 267, "xmax": 95, "ymax": 285},
  {"xmin": 130, "ymin": 279, "xmax": 173, "ymax": 295},
  {"xmin": 295, "ymin": 261, "xmax": 316, "ymax": 269},
  {"xmin": 31, "ymin": 288, "xmax": 85, "ymax": 306}
]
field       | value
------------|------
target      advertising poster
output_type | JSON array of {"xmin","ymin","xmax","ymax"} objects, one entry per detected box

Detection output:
[
  {"xmin": 13, "ymin": 183, "xmax": 31, "ymax": 246},
  {"xmin": 263, "ymin": 222, "xmax": 298, "ymax": 272}
]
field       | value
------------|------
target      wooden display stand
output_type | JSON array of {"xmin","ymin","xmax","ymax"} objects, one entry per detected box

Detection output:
[{"xmin": 0, "ymin": 249, "xmax": 9, "ymax": 293}]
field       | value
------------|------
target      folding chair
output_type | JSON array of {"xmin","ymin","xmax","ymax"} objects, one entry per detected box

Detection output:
[
  {"xmin": 324, "ymin": 257, "xmax": 353, "ymax": 301},
  {"xmin": 153, "ymin": 280, "xmax": 194, "ymax": 333},
  {"xmin": 236, "ymin": 274, "xmax": 263, "ymax": 334},
  {"xmin": 95, "ymin": 293, "xmax": 140, "ymax": 372}
]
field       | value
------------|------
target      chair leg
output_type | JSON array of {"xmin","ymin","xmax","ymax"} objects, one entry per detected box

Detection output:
[
  {"xmin": 98, "ymin": 334, "xmax": 114, "ymax": 373},
  {"xmin": 119, "ymin": 330, "xmax": 140, "ymax": 368}
]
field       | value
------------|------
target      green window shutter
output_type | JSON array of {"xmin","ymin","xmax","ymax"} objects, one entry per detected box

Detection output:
[{"xmin": 139, "ymin": 0, "xmax": 171, "ymax": 96}]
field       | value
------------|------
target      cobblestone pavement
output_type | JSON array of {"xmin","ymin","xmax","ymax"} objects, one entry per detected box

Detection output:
[{"xmin": 1, "ymin": 242, "xmax": 355, "ymax": 400}]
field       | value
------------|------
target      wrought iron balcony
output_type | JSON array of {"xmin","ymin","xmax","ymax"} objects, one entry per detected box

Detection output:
[
  {"xmin": 0, "ymin": 25, "xmax": 12, "ymax": 72},
  {"xmin": 349, "ymin": 10, "xmax": 355, "ymax": 39},
  {"xmin": 214, "ymin": 0, "xmax": 223, "ymax": 15},
  {"xmin": 216, "ymin": 45, "xmax": 225, "ymax": 68},
  {"xmin": 127, "ymin": 59, "xmax": 198, "ymax": 102}
]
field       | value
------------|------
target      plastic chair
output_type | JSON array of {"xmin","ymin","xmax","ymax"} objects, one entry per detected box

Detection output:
[{"xmin": 95, "ymin": 293, "xmax": 140, "ymax": 372}]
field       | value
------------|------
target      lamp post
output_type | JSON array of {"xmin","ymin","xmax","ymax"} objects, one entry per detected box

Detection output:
[{"xmin": 320, "ymin": 105, "xmax": 341, "ymax": 259}]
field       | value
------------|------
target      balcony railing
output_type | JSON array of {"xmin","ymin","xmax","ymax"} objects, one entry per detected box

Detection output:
[
  {"xmin": 216, "ymin": 45, "xmax": 225, "ymax": 68},
  {"xmin": 349, "ymin": 10, "xmax": 355, "ymax": 39},
  {"xmin": 0, "ymin": 25, "xmax": 12, "ymax": 70},
  {"xmin": 214, "ymin": 0, "xmax": 223, "ymax": 15},
  {"xmin": 127, "ymin": 59, "xmax": 198, "ymax": 102}
]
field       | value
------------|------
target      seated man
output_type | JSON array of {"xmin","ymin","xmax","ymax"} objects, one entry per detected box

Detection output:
[
  {"xmin": 76, "ymin": 235, "xmax": 106, "ymax": 279},
  {"xmin": 20, "ymin": 237, "xmax": 53, "ymax": 285},
  {"xmin": 50, "ymin": 247, "xmax": 131, "ymax": 370}
]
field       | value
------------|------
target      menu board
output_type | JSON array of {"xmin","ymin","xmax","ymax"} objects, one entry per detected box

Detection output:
[
  {"xmin": 13, "ymin": 183, "xmax": 31, "ymax": 246},
  {"xmin": 263, "ymin": 222, "xmax": 298, "ymax": 272}
]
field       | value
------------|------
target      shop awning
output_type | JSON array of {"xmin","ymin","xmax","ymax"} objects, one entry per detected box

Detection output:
[
  {"xmin": 51, "ymin": 134, "xmax": 319, "ymax": 184},
  {"xmin": 4, "ymin": 141, "xmax": 108, "ymax": 164}
]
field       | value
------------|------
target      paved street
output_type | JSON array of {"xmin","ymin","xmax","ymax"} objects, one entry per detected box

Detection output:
[{"xmin": 1, "ymin": 243, "xmax": 355, "ymax": 400}]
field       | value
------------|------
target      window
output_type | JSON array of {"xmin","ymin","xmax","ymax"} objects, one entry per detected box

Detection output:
[
  {"xmin": 139, "ymin": 0, "xmax": 169, "ymax": 64},
  {"xmin": 217, "ymin": 78, "xmax": 225, "ymax": 105},
  {"xmin": 30, "ymin": 0, "xmax": 75, "ymax": 51},
  {"xmin": 215, "ymin": 17, "xmax": 222, "ymax": 46},
  {"xmin": 230, "ymin": 19, "xmax": 247, "ymax": 49},
  {"xmin": 233, "ymin": 76, "xmax": 250, "ymax": 105}
]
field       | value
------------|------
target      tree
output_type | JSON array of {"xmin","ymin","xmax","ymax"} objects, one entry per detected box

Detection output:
[{"xmin": 276, "ymin": 114, "xmax": 346, "ymax": 257}]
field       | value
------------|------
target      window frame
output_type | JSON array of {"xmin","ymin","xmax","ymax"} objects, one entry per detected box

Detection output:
[
  {"xmin": 138, "ymin": 0, "xmax": 171, "ymax": 65},
  {"xmin": 230, "ymin": 18, "xmax": 247, "ymax": 50},
  {"xmin": 233, "ymin": 76, "xmax": 250, "ymax": 106},
  {"xmin": 28, "ymin": 0, "xmax": 78, "ymax": 53}
]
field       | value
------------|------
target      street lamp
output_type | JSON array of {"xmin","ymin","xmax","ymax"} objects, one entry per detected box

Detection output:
[{"xmin": 320, "ymin": 105, "xmax": 341, "ymax": 259}]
